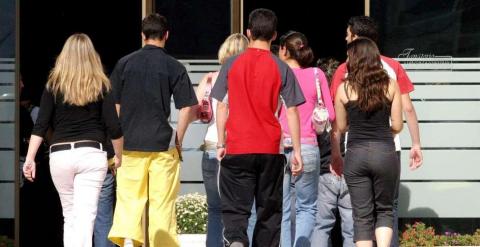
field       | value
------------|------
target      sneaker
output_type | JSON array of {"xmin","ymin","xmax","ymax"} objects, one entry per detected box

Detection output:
[
  {"xmin": 230, "ymin": 242, "xmax": 245, "ymax": 247},
  {"xmin": 124, "ymin": 238, "xmax": 134, "ymax": 247}
]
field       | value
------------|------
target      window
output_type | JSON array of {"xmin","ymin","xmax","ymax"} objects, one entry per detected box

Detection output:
[
  {"xmin": 0, "ymin": 0, "xmax": 16, "ymax": 242},
  {"xmin": 155, "ymin": 0, "xmax": 231, "ymax": 59},
  {"xmin": 371, "ymin": 0, "xmax": 480, "ymax": 57}
]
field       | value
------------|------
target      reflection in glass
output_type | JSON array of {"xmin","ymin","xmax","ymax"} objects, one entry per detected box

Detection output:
[{"xmin": 371, "ymin": 0, "xmax": 480, "ymax": 57}]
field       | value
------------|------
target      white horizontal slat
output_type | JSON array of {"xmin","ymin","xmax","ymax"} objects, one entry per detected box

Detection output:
[
  {"xmin": 180, "ymin": 59, "xmax": 219, "ymax": 64},
  {"xmin": 398, "ymin": 182, "xmax": 480, "ymax": 218},
  {"xmin": 400, "ymin": 150, "xmax": 480, "ymax": 180},
  {"xmin": 188, "ymin": 72, "xmax": 208, "ymax": 85},
  {"xmin": 0, "ymin": 102, "xmax": 14, "ymax": 121},
  {"xmin": 411, "ymin": 101, "xmax": 480, "ymax": 121},
  {"xmin": 0, "ymin": 124, "xmax": 14, "ymax": 148},
  {"xmin": 399, "ymin": 123, "xmax": 480, "ymax": 148},
  {"xmin": 0, "ymin": 63, "xmax": 14, "ymax": 70},
  {"xmin": 0, "ymin": 72, "xmax": 14, "ymax": 83},
  {"xmin": 180, "ymin": 183, "xmax": 205, "ymax": 196},
  {"xmin": 185, "ymin": 65, "xmax": 220, "ymax": 72},
  {"xmin": 172, "ymin": 123, "xmax": 208, "ymax": 149},
  {"xmin": 406, "ymin": 71, "xmax": 480, "ymax": 83},
  {"xmin": 0, "ymin": 85, "xmax": 14, "ymax": 99},
  {"xmin": 401, "ymin": 63, "xmax": 480, "ymax": 71},
  {"xmin": 0, "ymin": 151, "xmax": 15, "ymax": 181},
  {"xmin": 410, "ymin": 85, "xmax": 480, "ymax": 99},
  {"xmin": 0, "ymin": 183, "xmax": 14, "ymax": 218},
  {"xmin": 180, "ymin": 151, "xmax": 203, "ymax": 182},
  {"xmin": 397, "ymin": 58, "xmax": 480, "ymax": 62}
]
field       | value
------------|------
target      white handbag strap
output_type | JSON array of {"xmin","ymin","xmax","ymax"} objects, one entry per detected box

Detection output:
[
  {"xmin": 204, "ymin": 73, "xmax": 212, "ymax": 98},
  {"xmin": 314, "ymin": 68, "xmax": 324, "ymax": 106}
]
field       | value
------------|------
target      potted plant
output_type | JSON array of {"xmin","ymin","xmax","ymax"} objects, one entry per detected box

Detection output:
[
  {"xmin": 400, "ymin": 222, "xmax": 480, "ymax": 246},
  {"xmin": 176, "ymin": 193, "xmax": 207, "ymax": 247}
]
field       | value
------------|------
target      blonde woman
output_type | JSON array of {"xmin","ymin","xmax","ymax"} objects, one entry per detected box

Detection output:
[
  {"xmin": 194, "ymin": 33, "xmax": 248, "ymax": 247},
  {"xmin": 23, "ymin": 33, "xmax": 123, "ymax": 247}
]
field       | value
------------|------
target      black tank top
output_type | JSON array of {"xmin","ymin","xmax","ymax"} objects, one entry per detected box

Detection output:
[{"xmin": 344, "ymin": 84, "xmax": 394, "ymax": 145}]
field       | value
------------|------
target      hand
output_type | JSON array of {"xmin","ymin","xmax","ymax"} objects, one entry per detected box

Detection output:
[
  {"xmin": 330, "ymin": 153, "xmax": 343, "ymax": 177},
  {"xmin": 216, "ymin": 147, "xmax": 226, "ymax": 161},
  {"xmin": 111, "ymin": 155, "xmax": 122, "ymax": 176},
  {"xmin": 409, "ymin": 145, "xmax": 423, "ymax": 170},
  {"xmin": 23, "ymin": 159, "xmax": 36, "ymax": 182},
  {"xmin": 176, "ymin": 144, "xmax": 183, "ymax": 162},
  {"xmin": 290, "ymin": 150, "xmax": 303, "ymax": 176}
]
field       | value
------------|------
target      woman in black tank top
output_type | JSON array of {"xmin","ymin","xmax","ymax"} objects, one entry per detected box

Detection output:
[{"xmin": 333, "ymin": 38, "xmax": 403, "ymax": 247}]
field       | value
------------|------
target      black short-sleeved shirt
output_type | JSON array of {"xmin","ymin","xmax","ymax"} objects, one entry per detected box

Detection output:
[
  {"xmin": 31, "ymin": 89, "xmax": 123, "ymax": 145},
  {"xmin": 111, "ymin": 45, "xmax": 198, "ymax": 152}
]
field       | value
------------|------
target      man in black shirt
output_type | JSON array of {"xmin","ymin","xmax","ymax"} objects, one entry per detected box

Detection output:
[{"xmin": 108, "ymin": 14, "xmax": 198, "ymax": 247}]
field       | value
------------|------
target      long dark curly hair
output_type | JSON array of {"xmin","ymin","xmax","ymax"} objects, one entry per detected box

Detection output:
[{"xmin": 345, "ymin": 38, "xmax": 390, "ymax": 112}]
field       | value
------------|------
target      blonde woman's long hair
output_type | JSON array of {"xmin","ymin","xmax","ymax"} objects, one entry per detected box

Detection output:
[
  {"xmin": 47, "ymin": 33, "xmax": 110, "ymax": 106},
  {"xmin": 218, "ymin": 33, "xmax": 249, "ymax": 64}
]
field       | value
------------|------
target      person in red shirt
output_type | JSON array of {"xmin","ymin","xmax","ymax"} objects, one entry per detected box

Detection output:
[
  {"xmin": 329, "ymin": 16, "xmax": 423, "ymax": 247},
  {"xmin": 211, "ymin": 8, "xmax": 305, "ymax": 247}
]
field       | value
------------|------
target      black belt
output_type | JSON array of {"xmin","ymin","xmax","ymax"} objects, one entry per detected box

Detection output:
[{"xmin": 50, "ymin": 141, "xmax": 103, "ymax": 153}]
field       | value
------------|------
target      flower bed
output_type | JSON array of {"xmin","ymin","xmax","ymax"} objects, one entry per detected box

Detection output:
[
  {"xmin": 401, "ymin": 222, "xmax": 480, "ymax": 246},
  {"xmin": 176, "ymin": 193, "xmax": 208, "ymax": 234}
]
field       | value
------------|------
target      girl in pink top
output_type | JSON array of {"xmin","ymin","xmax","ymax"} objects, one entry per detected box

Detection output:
[{"xmin": 278, "ymin": 31, "xmax": 335, "ymax": 247}]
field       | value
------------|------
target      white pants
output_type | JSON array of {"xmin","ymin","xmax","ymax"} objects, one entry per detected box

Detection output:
[{"xmin": 50, "ymin": 146, "xmax": 107, "ymax": 247}]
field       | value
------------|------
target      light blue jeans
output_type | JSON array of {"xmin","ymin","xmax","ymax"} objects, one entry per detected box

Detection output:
[
  {"xmin": 311, "ymin": 172, "xmax": 354, "ymax": 247},
  {"xmin": 93, "ymin": 171, "xmax": 116, "ymax": 247},
  {"xmin": 202, "ymin": 149, "xmax": 257, "ymax": 247},
  {"xmin": 282, "ymin": 145, "xmax": 320, "ymax": 247}
]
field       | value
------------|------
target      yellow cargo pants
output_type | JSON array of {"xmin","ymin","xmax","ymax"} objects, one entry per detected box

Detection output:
[{"xmin": 109, "ymin": 148, "xmax": 180, "ymax": 247}]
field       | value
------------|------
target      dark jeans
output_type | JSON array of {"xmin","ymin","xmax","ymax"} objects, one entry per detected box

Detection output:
[
  {"xmin": 93, "ymin": 171, "xmax": 116, "ymax": 247},
  {"xmin": 390, "ymin": 151, "xmax": 401, "ymax": 247},
  {"xmin": 220, "ymin": 154, "xmax": 285, "ymax": 247},
  {"xmin": 343, "ymin": 142, "xmax": 400, "ymax": 242},
  {"xmin": 202, "ymin": 150, "xmax": 224, "ymax": 247}
]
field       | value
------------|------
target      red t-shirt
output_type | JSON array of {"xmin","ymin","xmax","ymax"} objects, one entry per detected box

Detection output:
[
  {"xmin": 211, "ymin": 48, "xmax": 305, "ymax": 154},
  {"xmin": 330, "ymin": 55, "xmax": 414, "ymax": 100}
]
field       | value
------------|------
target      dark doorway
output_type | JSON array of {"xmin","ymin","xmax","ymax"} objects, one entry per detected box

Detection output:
[
  {"xmin": 19, "ymin": 1, "xmax": 141, "ymax": 246},
  {"xmin": 20, "ymin": 0, "xmax": 142, "ymax": 105},
  {"xmin": 244, "ymin": 0, "xmax": 365, "ymax": 63}
]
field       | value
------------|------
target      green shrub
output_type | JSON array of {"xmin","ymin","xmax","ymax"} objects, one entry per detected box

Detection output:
[
  {"xmin": 401, "ymin": 222, "xmax": 436, "ymax": 247},
  {"xmin": 176, "ymin": 193, "xmax": 208, "ymax": 234},
  {"xmin": 0, "ymin": 235, "xmax": 14, "ymax": 247},
  {"xmin": 400, "ymin": 222, "xmax": 480, "ymax": 246}
]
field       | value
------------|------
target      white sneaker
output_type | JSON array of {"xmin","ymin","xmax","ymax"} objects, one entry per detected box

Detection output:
[
  {"xmin": 124, "ymin": 238, "xmax": 134, "ymax": 247},
  {"xmin": 230, "ymin": 242, "xmax": 245, "ymax": 247}
]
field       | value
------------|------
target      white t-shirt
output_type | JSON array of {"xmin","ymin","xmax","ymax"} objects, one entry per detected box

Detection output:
[{"xmin": 204, "ymin": 72, "xmax": 219, "ymax": 143}]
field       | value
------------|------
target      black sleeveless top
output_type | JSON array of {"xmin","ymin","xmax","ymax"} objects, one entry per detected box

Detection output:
[{"xmin": 344, "ymin": 83, "xmax": 394, "ymax": 145}]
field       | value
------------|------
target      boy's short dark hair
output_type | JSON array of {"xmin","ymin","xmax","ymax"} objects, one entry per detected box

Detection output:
[
  {"xmin": 142, "ymin": 13, "xmax": 168, "ymax": 40},
  {"xmin": 248, "ymin": 8, "xmax": 277, "ymax": 41},
  {"xmin": 347, "ymin": 16, "xmax": 378, "ymax": 43}
]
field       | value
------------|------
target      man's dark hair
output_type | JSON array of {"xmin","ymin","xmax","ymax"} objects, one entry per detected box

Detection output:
[
  {"xmin": 248, "ymin": 8, "xmax": 277, "ymax": 41},
  {"xmin": 347, "ymin": 16, "xmax": 378, "ymax": 43},
  {"xmin": 142, "ymin": 13, "xmax": 168, "ymax": 40}
]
